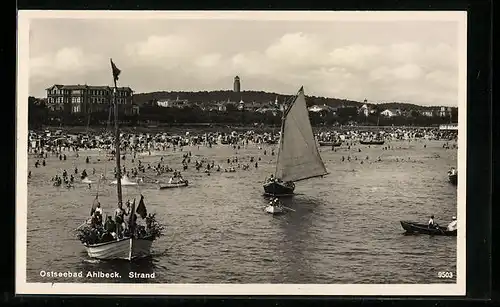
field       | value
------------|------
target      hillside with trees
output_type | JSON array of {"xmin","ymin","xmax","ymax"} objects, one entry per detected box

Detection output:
[
  {"xmin": 28, "ymin": 90, "xmax": 458, "ymax": 128},
  {"xmin": 132, "ymin": 90, "xmax": 364, "ymax": 108}
]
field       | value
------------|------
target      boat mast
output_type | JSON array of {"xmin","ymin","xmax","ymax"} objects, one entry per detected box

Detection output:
[
  {"xmin": 274, "ymin": 97, "xmax": 286, "ymax": 178},
  {"xmin": 111, "ymin": 63, "xmax": 123, "ymax": 206}
]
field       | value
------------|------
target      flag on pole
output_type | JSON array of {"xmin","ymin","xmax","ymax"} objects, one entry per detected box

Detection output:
[
  {"xmin": 136, "ymin": 194, "xmax": 148, "ymax": 219},
  {"xmin": 110, "ymin": 59, "xmax": 121, "ymax": 82}
]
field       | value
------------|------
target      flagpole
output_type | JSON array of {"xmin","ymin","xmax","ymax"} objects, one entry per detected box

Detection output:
[{"xmin": 111, "ymin": 59, "xmax": 123, "ymax": 207}]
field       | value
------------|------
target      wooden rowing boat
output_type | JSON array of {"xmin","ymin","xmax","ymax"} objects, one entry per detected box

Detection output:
[
  {"xmin": 400, "ymin": 221, "xmax": 457, "ymax": 236},
  {"xmin": 84, "ymin": 237, "xmax": 154, "ymax": 260}
]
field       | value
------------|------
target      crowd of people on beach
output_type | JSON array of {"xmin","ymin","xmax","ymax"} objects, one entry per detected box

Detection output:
[{"xmin": 27, "ymin": 127, "xmax": 458, "ymax": 190}]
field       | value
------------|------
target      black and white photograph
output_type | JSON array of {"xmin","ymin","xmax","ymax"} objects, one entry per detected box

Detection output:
[{"xmin": 16, "ymin": 11, "xmax": 467, "ymax": 295}]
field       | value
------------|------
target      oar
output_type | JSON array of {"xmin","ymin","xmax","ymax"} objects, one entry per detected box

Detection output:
[
  {"xmin": 436, "ymin": 225, "xmax": 446, "ymax": 235},
  {"xmin": 282, "ymin": 206, "xmax": 296, "ymax": 212}
]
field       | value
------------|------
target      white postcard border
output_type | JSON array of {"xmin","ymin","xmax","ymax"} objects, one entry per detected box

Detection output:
[{"xmin": 16, "ymin": 10, "xmax": 467, "ymax": 296}]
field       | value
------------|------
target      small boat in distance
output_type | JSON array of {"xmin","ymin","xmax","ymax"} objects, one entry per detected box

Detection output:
[
  {"xmin": 400, "ymin": 221, "xmax": 457, "ymax": 236},
  {"xmin": 264, "ymin": 198, "xmax": 286, "ymax": 215},
  {"xmin": 319, "ymin": 141, "xmax": 342, "ymax": 147},
  {"xmin": 263, "ymin": 87, "xmax": 328, "ymax": 197},
  {"xmin": 158, "ymin": 179, "xmax": 189, "ymax": 190},
  {"xmin": 265, "ymin": 204, "xmax": 285, "ymax": 215},
  {"xmin": 448, "ymin": 168, "xmax": 458, "ymax": 185},
  {"xmin": 359, "ymin": 139, "xmax": 385, "ymax": 145}
]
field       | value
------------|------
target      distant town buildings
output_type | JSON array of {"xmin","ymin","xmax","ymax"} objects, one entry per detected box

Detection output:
[
  {"xmin": 45, "ymin": 84, "xmax": 138, "ymax": 115},
  {"xmin": 380, "ymin": 109, "xmax": 401, "ymax": 117},
  {"xmin": 233, "ymin": 76, "xmax": 241, "ymax": 93},
  {"xmin": 358, "ymin": 100, "xmax": 377, "ymax": 117},
  {"xmin": 439, "ymin": 106, "xmax": 453, "ymax": 118},
  {"xmin": 421, "ymin": 110, "xmax": 434, "ymax": 117},
  {"xmin": 156, "ymin": 96, "xmax": 189, "ymax": 108},
  {"xmin": 41, "ymin": 84, "xmax": 457, "ymax": 124}
]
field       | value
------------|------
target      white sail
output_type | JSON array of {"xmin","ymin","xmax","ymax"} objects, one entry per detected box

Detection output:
[{"xmin": 275, "ymin": 87, "xmax": 328, "ymax": 182}]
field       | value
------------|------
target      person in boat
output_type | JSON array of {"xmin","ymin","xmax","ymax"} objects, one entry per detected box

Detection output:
[
  {"xmin": 447, "ymin": 216, "xmax": 457, "ymax": 231},
  {"xmin": 102, "ymin": 216, "xmax": 116, "ymax": 241},
  {"xmin": 269, "ymin": 197, "xmax": 280, "ymax": 207},
  {"xmin": 90, "ymin": 195, "xmax": 102, "ymax": 216},
  {"xmin": 266, "ymin": 174, "xmax": 275, "ymax": 183},
  {"xmin": 428, "ymin": 215, "xmax": 438, "ymax": 228},
  {"xmin": 115, "ymin": 201, "xmax": 131, "ymax": 239},
  {"xmin": 91, "ymin": 210, "xmax": 103, "ymax": 228}
]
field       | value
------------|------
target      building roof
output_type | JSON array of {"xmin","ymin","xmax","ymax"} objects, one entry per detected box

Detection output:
[
  {"xmin": 382, "ymin": 109, "xmax": 399, "ymax": 113},
  {"xmin": 45, "ymin": 84, "xmax": 133, "ymax": 91}
]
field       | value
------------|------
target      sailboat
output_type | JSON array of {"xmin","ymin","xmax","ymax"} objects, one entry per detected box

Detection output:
[
  {"xmin": 76, "ymin": 59, "xmax": 160, "ymax": 261},
  {"xmin": 263, "ymin": 86, "xmax": 328, "ymax": 197}
]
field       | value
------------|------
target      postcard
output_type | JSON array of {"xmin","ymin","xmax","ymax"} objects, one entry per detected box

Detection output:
[{"xmin": 17, "ymin": 10, "xmax": 467, "ymax": 296}]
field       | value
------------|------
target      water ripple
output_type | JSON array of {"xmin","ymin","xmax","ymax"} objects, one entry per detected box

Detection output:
[{"xmin": 26, "ymin": 140, "xmax": 457, "ymax": 284}]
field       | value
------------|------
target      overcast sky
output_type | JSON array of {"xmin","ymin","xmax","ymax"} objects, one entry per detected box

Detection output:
[{"xmin": 28, "ymin": 14, "xmax": 463, "ymax": 106}]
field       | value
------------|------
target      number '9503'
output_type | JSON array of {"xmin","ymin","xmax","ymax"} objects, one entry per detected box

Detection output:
[{"xmin": 438, "ymin": 272, "xmax": 454, "ymax": 278}]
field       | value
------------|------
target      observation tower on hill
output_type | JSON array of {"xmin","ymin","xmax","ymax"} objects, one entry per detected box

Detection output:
[{"xmin": 233, "ymin": 76, "xmax": 241, "ymax": 93}]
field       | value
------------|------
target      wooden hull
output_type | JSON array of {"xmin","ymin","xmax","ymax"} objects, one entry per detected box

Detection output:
[
  {"xmin": 319, "ymin": 141, "xmax": 342, "ymax": 147},
  {"xmin": 265, "ymin": 205, "xmax": 285, "ymax": 215},
  {"xmin": 263, "ymin": 181, "xmax": 295, "ymax": 196},
  {"xmin": 85, "ymin": 237, "xmax": 153, "ymax": 260},
  {"xmin": 360, "ymin": 140, "xmax": 385, "ymax": 145},
  {"xmin": 400, "ymin": 221, "xmax": 456, "ymax": 236},
  {"xmin": 448, "ymin": 173, "xmax": 457, "ymax": 185},
  {"xmin": 159, "ymin": 181, "xmax": 188, "ymax": 189}
]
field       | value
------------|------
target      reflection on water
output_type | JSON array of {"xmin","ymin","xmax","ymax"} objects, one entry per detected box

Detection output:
[
  {"xmin": 275, "ymin": 196, "xmax": 323, "ymax": 283},
  {"xmin": 26, "ymin": 140, "xmax": 457, "ymax": 284}
]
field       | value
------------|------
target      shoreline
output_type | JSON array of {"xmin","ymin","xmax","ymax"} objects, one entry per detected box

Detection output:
[{"xmin": 31, "ymin": 124, "xmax": 452, "ymax": 135}]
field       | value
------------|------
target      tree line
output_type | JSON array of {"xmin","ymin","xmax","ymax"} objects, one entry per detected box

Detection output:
[{"xmin": 28, "ymin": 96, "xmax": 457, "ymax": 129}]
